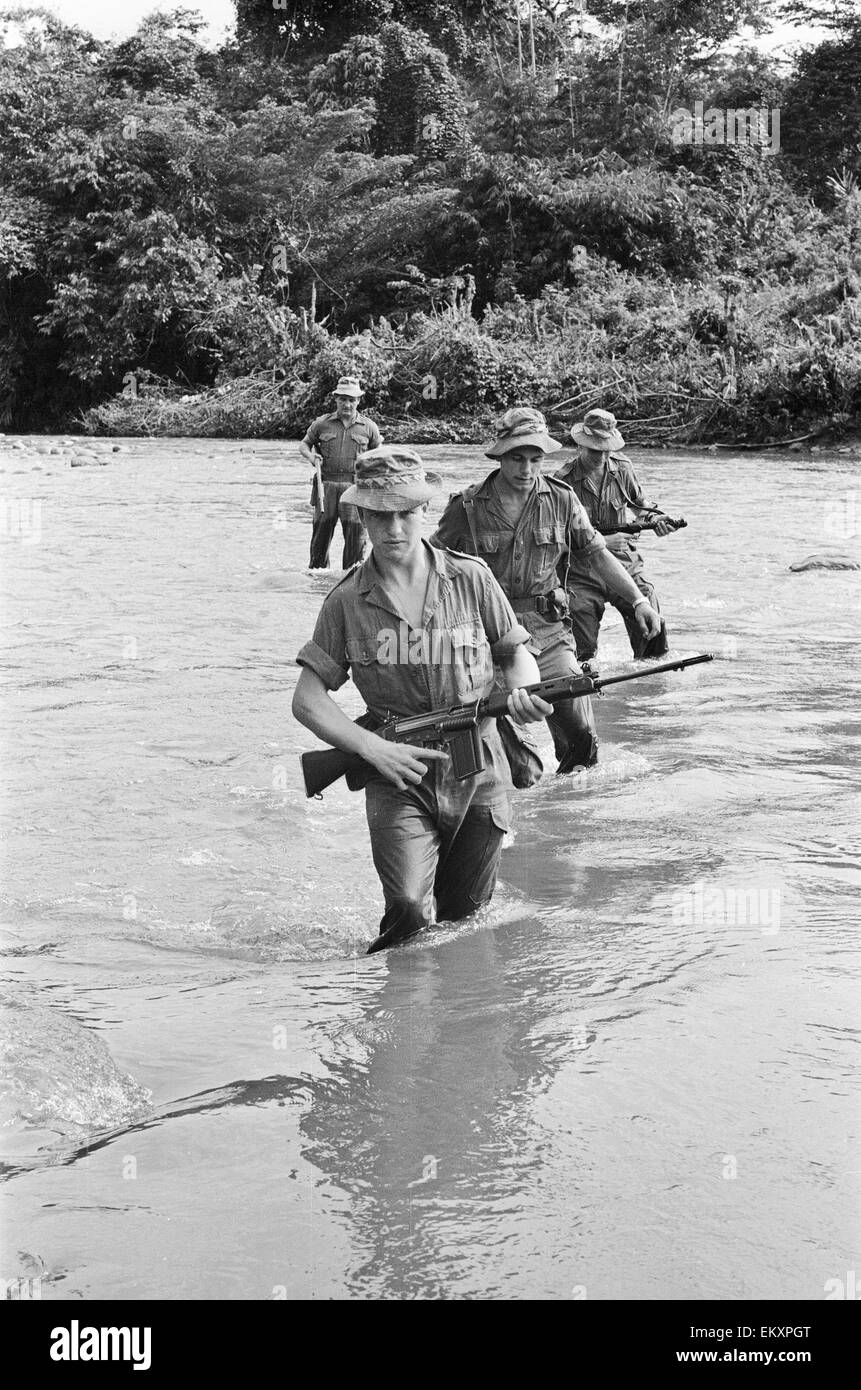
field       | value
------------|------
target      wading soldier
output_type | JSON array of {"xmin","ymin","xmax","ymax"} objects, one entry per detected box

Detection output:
[
  {"xmin": 555, "ymin": 409, "xmax": 675, "ymax": 661},
  {"xmin": 299, "ymin": 376, "xmax": 381, "ymax": 570},
  {"xmin": 431, "ymin": 409, "xmax": 662, "ymax": 773},
  {"xmin": 292, "ymin": 448, "xmax": 552, "ymax": 954}
]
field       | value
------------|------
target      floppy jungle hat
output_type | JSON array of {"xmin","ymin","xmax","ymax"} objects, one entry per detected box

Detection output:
[
  {"xmin": 485, "ymin": 407, "xmax": 562, "ymax": 458},
  {"xmin": 332, "ymin": 376, "xmax": 363, "ymax": 398},
  {"xmin": 341, "ymin": 447, "xmax": 442, "ymax": 511},
  {"xmin": 570, "ymin": 408, "xmax": 625, "ymax": 451}
]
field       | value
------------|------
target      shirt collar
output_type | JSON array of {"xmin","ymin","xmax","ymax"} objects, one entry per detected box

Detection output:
[
  {"xmin": 356, "ymin": 538, "xmax": 448, "ymax": 598},
  {"xmin": 476, "ymin": 468, "xmax": 552, "ymax": 497},
  {"xmin": 563, "ymin": 455, "xmax": 617, "ymax": 483}
]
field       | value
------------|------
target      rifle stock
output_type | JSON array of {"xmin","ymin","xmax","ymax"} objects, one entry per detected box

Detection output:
[
  {"xmin": 299, "ymin": 653, "xmax": 713, "ymax": 798},
  {"xmin": 301, "ymin": 747, "xmax": 371, "ymax": 798}
]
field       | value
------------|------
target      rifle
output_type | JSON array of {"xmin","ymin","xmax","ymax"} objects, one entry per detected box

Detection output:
[
  {"xmin": 310, "ymin": 456, "xmax": 324, "ymax": 519},
  {"xmin": 598, "ymin": 517, "xmax": 687, "ymax": 536},
  {"xmin": 300, "ymin": 652, "xmax": 713, "ymax": 798}
]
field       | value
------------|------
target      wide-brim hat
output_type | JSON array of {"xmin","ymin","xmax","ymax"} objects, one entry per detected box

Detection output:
[
  {"xmin": 341, "ymin": 447, "xmax": 442, "ymax": 511},
  {"xmin": 332, "ymin": 376, "xmax": 363, "ymax": 398},
  {"xmin": 485, "ymin": 406, "xmax": 562, "ymax": 458},
  {"xmin": 570, "ymin": 408, "xmax": 625, "ymax": 451}
]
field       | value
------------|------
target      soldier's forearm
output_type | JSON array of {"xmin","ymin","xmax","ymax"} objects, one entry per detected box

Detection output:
[
  {"xmin": 292, "ymin": 668, "xmax": 378, "ymax": 758},
  {"xmin": 590, "ymin": 548, "xmax": 650, "ymax": 608},
  {"xmin": 498, "ymin": 643, "xmax": 542, "ymax": 689},
  {"xmin": 298, "ymin": 443, "xmax": 317, "ymax": 465}
]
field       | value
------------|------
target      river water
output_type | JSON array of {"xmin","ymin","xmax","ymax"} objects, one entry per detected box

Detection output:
[{"xmin": 1, "ymin": 435, "xmax": 858, "ymax": 1301}]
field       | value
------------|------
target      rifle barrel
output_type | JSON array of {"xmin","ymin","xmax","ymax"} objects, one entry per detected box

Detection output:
[{"xmin": 592, "ymin": 652, "xmax": 713, "ymax": 690}]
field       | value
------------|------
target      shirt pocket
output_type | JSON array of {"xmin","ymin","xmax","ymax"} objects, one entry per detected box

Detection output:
[
  {"xmin": 531, "ymin": 523, "xmax": 567, "ymax": 582},
  {"xmin": 345, "ymin": 635, "xmax": 392, "ymax": 713},
  {"xmin": 532, "ymin": 524, "xmax": 566, "ymax": 548},
  {"xmin": 602, "ymin": 478, "xmax": 628, "ymax": 515},
  {"xmin": 445, "ymin": 623, "xmax": 493, "ymax": 702},
  {"xmin": 476, "ymin": 533, "xmax": 501, "ymax": 556}
]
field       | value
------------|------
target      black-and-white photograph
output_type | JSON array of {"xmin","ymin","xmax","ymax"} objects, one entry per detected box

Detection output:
[{"xmin": 2, "ymin": 0, "xmax": 859, "ymax": 1334}]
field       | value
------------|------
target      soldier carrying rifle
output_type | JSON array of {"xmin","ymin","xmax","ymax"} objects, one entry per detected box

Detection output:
[
  {"xmin": 292, "ymin": 447, "xmax": 553, "ymax": 954},
  {"xmin": 298, "ymin": 376, "xmax": 381, "ymax": 570},
  {"xmin": 554, "ymin": 409, "xmax": 685, "ymax": 662},
  {"xmin": 431, "ymin": 408, "xmax": 664, "ymax": 773}
]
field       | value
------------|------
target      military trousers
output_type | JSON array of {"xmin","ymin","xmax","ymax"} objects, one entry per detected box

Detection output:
[
  {"xmin": 309, "ymin": 478, "xmax": 367, "ymax": 570},
  {"xmin": 364, "ymin": 753, "xmax": 510, "ymax": 953},
  {"xmin": 567, "ymin": 542, "xmax": 668, "ymax": 662},
  {"xmin": 511, "ymin": 610, "xmax": 599, "ymax": 772},
  {"xmin": 534, "ymin": 630, "xmax": 599, "ymax": 771}
]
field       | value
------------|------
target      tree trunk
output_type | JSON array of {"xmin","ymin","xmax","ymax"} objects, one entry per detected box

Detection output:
[
  {"xmin": 514, "ymin": 0, "xmax": 523, "ymax": 76},
  {"xmin": 616, "ymin": 0, "xmax": 629, "ymax": 107}
]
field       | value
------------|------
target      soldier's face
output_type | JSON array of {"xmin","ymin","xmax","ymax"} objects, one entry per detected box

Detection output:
[
  {"xmin": 335, "ymin": 395, "xmax": 358, "ymax": 423},
  {"xmin": 361, "ymin": 504, "xmax": 427, "ymax": 559},
  {"xmin": 498, "ymin": 446, "xmax": 544, "ymax": 490},
  {"xmin": 579, "ymin": 445, "xmax": 608, "ymax": 471}
]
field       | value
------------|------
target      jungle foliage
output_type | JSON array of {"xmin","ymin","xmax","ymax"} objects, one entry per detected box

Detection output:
[{"xmin": 1, "ymin": 1, "xmax": 859, "ymax": 440}]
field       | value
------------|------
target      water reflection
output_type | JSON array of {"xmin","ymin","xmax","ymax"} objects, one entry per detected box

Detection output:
[{"xmin": 301, "ymin": 928, "xmax": 562, "ymax": 1299}]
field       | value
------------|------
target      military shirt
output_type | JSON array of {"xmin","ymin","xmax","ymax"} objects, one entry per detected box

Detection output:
[
  {"xmin": 554, "ymin": 452, "xmax": 656, "ymax": 535},
  {"xmin": 431, "ymin": 471, "xmax": 606, "ymax": 601},
  {"xmin": 302, "ymin": 412, "xmax": 382, "ymax": 481},
  {"xmin": 296, "ymin": 540, "xmax": 530, "ymax": 721}
]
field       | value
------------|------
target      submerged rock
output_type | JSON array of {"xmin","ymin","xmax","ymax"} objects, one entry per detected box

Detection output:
[
  {"xmin": 788, "ymin": 552, "xmax": 860, "ymax": 572},
  {"xmin": 0, "ymin": 991, "xmax": 152, "ymax": 1135}
]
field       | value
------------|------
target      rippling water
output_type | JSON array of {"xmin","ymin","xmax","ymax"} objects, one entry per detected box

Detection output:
[{"xmin": 1, "ymin": 435, "xmax": 859, "ymax": 1300}]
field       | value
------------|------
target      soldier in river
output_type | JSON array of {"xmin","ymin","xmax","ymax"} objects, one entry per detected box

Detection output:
[
  {"xmin": 555, "ymin": 409, "xmax": 676, "ymax": 661},
  {"xmin": 292, "ymin": 447, "xmax": 552, "ymax": 954},
  {"xmin": 298, "ymin": 376, "xmax": 381, "ymax": 570},
  {"xmin": 430, "ymin": 408, "xmax": 662, "ymax": 773}
]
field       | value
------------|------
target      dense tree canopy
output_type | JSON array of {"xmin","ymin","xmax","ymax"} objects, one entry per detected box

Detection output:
[{"xmin": 0, "ymin": 0, "xmax": 859, "ymax": 436}]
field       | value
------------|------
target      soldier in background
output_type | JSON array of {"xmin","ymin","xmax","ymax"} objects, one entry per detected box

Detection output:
[
  {"xmin": 431, "ymin": 408, "xmax": 662, "ymax": 773},
  {"xmin": 299, "ymin": 376, "xmax": 381, "ymax": 569},
  {"xmin": 555, "ymin": 409, "xmax": 675, "ymax": 661}
]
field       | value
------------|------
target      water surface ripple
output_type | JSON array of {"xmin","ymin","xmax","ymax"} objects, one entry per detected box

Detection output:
[{"xmin": 1, "ymin": 437, "xmax": 858, "ymax": 1299}]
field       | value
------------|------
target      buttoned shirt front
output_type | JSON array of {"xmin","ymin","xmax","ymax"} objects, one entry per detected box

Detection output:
[
  {"xmin": 302, "ymin": 412, "xmax": 382, "ymax": 480},
  {"xmin": 296, "ymin": 540, "xmax": 530, "ymax": 720},
  {"xmin": 431, "ymin": 470, "xmax": 606, "ymax": 601}
]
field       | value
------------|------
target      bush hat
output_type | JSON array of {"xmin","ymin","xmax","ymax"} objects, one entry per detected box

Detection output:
[
  {"xmin": 332, "ymin": 376, "xmax": 363, "ymax": 399},
  {"xmin": 570, "ymin": 408, "xmax": 625, "ymax": 451},
  {"xmin": 341, "ymin": 447, "xmax": 442, "ymax": 512},
  {"xmin": 485, "ymin": 407, "xmax": 562, "ymax": 458}
]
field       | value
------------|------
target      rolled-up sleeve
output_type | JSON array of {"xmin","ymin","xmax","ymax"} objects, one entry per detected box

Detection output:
[
  {"xmin": 568, "ymin": 492, "xmax": 607, "ymax": 557},
  {"xmin": 479, "ymin": 569, "xmax": 531, "ymax": 659},
  {"xmin": 296, "ymin": 595, "xmax": 350, "ymax": 690}
]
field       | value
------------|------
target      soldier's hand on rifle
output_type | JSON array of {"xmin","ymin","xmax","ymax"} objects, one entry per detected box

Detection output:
[
  {"xmin": 507, "ymin": 687, "xmax": 554, "ymax": 726},
  {"xmin": 366, "ymin": 736, "xmax": 449, "ymax": 790},
  {"xmin": 652, "ymin": 514, "xmax": 676, "ymax": 537},
  {"xmin": 633, "ymin": 599, "xmax": 662, "ymax": 639}
]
